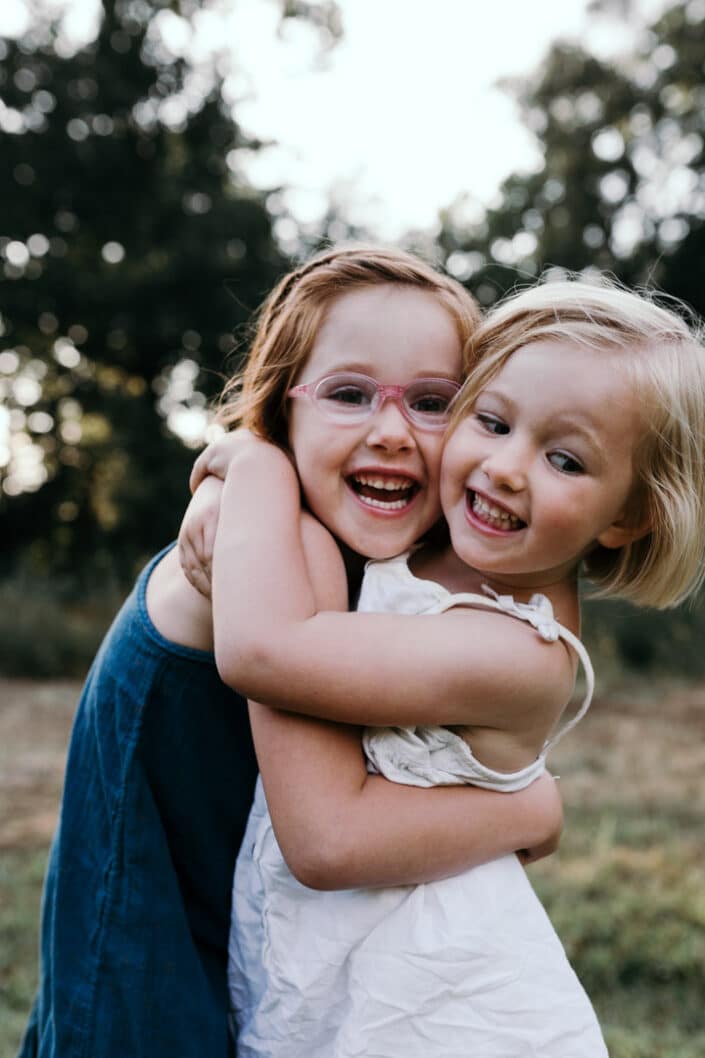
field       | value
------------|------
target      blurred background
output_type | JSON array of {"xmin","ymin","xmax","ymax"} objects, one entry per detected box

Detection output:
[
  {"xmin": 1, "ymin": 1, "xmax": 704, "ymax": 1055},
  {"xmin": 1, "ymin": 0, "xmax": 705, "ymax": 676}
]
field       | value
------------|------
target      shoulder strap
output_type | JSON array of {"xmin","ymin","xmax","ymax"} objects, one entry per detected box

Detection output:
[
  {"xmin": 541, "ymin": 623, "xmax": 594, "ymax": 750},
  {"xmin": 434, "ymin": 586, "xmax": 595, "ymax": 751}
]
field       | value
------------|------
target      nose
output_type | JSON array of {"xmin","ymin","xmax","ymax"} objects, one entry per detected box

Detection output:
[
  {"xmin": 482, "ymin": 437, "xmax": 528, "ymax": 492},
  {"xmin": 366, "ymin": 397, "xmax": 415, "ymax": 451}
]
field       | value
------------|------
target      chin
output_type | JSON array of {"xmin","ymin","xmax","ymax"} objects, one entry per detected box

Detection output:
[
  {"xmin": 356, "ymin": 538, "xmax": 410, "ymax": 561},
  {"xmin": 354, "ymin": 525, "xmax": 420, "ymax": 560}
]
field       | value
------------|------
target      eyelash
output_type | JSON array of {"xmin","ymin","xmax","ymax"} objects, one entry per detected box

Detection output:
[
  {"xmin": 548, "ymin": 451, "xmax": 585, "ymax": 475},
  {"xmin": 475, "ymin": 414, "xmax": 585, "ymax": 475},
  {"xmin": 476, "ymin": 413, "xmax": 508, "ymax": 435}
]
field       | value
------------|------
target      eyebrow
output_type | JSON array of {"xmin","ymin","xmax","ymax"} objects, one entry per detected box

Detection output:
[
  {"xmin": 326, "ymin": 362, "xmax": 461, "ymax": 382},
  {"xmin": 549, "ymin": 415, "xmax": 607, "ymax": 459}
]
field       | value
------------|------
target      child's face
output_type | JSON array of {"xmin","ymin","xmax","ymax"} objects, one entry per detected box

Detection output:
[
  {"xmin": 440, "ymin": 339, "xmax": 644, "ymax": 590},
  {"xmin": 288, "ymin": 285, "xmax": 463, "ymax": 559}
]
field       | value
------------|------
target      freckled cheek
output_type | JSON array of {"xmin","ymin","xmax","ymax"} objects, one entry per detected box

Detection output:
[{"xmin": 292, "ymin": 417, "xmax": 349, "ymax": 471}]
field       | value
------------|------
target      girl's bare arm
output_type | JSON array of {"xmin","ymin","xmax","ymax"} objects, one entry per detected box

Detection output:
[
  {"xmin": 251, "ymin": 511, "xmax": 562, "ymax": 888},
  {"xmin": 213, "ymin": 439, "xmax": 573, "ymax": 730},
  {"xmin": 254, "ymin": 705, "xmax": 562, "ymax": 887}
]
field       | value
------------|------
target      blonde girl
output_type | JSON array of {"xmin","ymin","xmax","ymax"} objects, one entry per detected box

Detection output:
[{"xmin": 197, "ymin": 276, "xmax": 705, "ymax": 1056}]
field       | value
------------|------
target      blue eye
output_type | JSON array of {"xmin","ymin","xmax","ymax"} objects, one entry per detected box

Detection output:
[
  {"xmin": 476, "ymin": 413, "xmax": 509, "ymax": 435},
  {"xmin": 548, "ymin": 451, "xmax": 584, "ymax": 474}
]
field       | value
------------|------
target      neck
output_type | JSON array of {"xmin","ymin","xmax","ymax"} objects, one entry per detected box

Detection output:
[{"xmin": 412, "ymin": 544, "xmax": 582, "ymax": 631}]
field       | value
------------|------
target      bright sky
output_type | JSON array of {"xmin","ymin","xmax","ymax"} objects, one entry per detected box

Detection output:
[
  {"xmin": 231, "ymin": 0, "xmax": 615, "ymax": 236},
  {"xmin": 0, "ymin": 0, "xmax": 669, "ymax": 238}
]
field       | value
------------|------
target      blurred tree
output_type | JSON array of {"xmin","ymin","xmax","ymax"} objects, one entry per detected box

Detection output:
[
  {"xmin": 438, "ymin": 0, "xmax": 705, "ymax": 318},
  {"xmin": 0, "ymin": 0, "xmax": 340, "ymax": 583}
]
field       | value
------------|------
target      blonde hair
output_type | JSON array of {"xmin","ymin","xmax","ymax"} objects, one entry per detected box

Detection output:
[
  {"xmin": 450, "ymin": 276, "xmax": 705, "ymax": 610},
  {"xmin": 216, "ymin": 244, "xmax": 481, "ymax": 448}
]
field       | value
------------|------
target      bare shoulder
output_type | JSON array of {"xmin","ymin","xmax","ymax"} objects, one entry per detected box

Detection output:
[
  {"xmin": 146, "ymin": 546, "xmax": 214, "ymax": 650},
  {"xmin": 299, "ymin": 512, "xmax": 347, "ymax": 612},
  {"xmin": 441, "ymin": 604, "xmax": 577, "ymax": 717}
]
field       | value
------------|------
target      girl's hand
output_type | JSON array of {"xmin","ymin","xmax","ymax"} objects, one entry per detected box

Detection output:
[
  {"xmin": 185, "ymin": 432, "xmax": 297, "ymax": 598},
  {"xmin": 515, "ymin": 773, "xmax": 563, "ymax": 866},
  {"xmin": 189, "ymin": 428, "xmax": 278, "ymax": 494},
  {"xmin": 178, "ymin": 476, "xmax": 224, "ymax": 599}
]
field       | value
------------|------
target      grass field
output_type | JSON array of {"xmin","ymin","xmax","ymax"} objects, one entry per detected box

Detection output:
[{"xmin": 1, "ymin": 676, "xmax": 704, "ymax": 1057}]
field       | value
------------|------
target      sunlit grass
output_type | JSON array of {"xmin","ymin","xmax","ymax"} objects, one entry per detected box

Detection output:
[
  {"xmin": 0, "ymin": 849, "xmax": 47, "ymax": 1058},
  {"xmin": 1, "ymin": 678, "xmax": 704, "ymax": 1058}
]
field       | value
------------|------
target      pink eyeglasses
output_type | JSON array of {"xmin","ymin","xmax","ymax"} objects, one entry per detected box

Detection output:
[{"xmin": 288, "ymin": 372, "xmax": 460, "ymax": 430}]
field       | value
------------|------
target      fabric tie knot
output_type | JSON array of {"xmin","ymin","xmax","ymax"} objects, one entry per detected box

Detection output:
[{"xmin": 481, "ymin": 586, "xmax": 560, "ymax": 643}]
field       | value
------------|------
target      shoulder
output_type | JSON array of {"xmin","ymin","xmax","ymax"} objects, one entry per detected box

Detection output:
[
  {"xmin": 146, "ymin": 546, "xmax": 214, "ymax": 651},
  {"xmin": 502, "ymin": 611, "xmax": 578, "ymax": 719},
  {"xmin": 441, "ymin": 603, "xmax": 577, "ymax": 718}
]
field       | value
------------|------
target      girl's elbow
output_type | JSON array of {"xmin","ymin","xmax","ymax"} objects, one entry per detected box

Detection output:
[
  {"xmin": 214, "ymin": 636, "xmax": 267, "ymax": 696},
  {"xmin": 213, "ymin": 643, "xmax": 242, "ymax": 691},
  {"xmin": 282, "ymin": 830, "xmax": 356, "ymax": 892}
]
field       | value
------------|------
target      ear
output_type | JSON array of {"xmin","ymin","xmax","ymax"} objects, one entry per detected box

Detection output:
[{"xmin": 596, "ymin": 511, "xmax": 652, "ymax": 551}]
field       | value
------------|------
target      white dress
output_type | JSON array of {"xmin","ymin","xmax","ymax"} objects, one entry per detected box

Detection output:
[{"xmin": 228, "ymin": 553, "xmax": 608, "ymax": 1057}]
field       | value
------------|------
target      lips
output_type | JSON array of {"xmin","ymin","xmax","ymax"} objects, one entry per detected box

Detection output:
[
  {"xmin": 348, "ymin": 471, "xmax": 419, "ymax": 511},
  {"xmin": 466, "ymin": 490, "xmax": 526, "ymax": 532}
]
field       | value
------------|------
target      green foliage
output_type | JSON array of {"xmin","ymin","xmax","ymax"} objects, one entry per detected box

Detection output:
[
  {"xmin": 0, "ymin": 849, "xmax": 48, "ymax": 1058},
  {"xmin": 532, "ymin": 803, "xmax": 705, "ymax": 1057},
  {"xmin": 0, "ymin": 566, "xmax": 124, "ymax": 677},
  {"xmin": 542, "ymin": 849, "xmax": 705, "ymax": 994},
  {"xmin": 439, "ymin": 0, "xmax": 705, "ymax": 321},
  {"xmin": 0, "ymin": 1, "xmax": 342, "ymax": 580},
  {"xmin": 583, "ymin": 591, "xmax": 705, "ymax": 678}
]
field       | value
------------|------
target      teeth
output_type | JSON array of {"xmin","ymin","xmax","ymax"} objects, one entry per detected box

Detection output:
[
  {"xmin": 353, "ymin": 474, "xmax": 414, "ymax": 491},
  {"xmin": 360, "ymin": 496, "xmax": 409, "ymax": 510},
  {"xmin": 472, "ymin": 494, "xmax": 522, "ymax": 530}
]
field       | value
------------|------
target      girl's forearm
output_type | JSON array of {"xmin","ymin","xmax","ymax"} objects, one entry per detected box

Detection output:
[
  {"xmin": 215, "ymin": 448, "xmax": 564, "ymax": 888},
  {"xmin": 213, "ymin": 445, "xmax": 567, "ymax": 729},
  {"xmin": 289, "ymin": 777, "xmax": 563, "ymax": 889},
  {"xmin": 250, "ymin": 702, "xmax": 562, "ymax": 889},
  {"xmin": 212, "ymin": 442, "xmax": 317, "ymax": 632}
]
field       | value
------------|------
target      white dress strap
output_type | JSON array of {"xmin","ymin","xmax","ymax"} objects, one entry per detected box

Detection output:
[{"xmin": 434, "ymin": 585, "xmax": 595, "ymax": 753}]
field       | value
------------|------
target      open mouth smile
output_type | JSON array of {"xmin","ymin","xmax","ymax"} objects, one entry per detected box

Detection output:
[
  {"xmin": 466, "ymin": 490, "xmax": 526, "ymax": 532},
  {"xmin": 348, "ymin": 472, "xmax": 420, "ymax": 512}
]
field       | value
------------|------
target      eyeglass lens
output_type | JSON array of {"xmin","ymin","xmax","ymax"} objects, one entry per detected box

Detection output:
[{"xmin": 314, "ymin": 374, "xmax": 458, "ymax": 425}]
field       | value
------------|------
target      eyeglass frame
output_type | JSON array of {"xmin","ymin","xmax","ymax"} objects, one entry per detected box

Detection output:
[{"xmin": 287, "ymin": 372, "xmax": 462, "ymax": 430}]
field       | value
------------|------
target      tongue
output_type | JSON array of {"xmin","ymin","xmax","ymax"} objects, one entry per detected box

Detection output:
[{"xmin": 357, "ymin": 483, "xmax": 412, "ymax": 502}]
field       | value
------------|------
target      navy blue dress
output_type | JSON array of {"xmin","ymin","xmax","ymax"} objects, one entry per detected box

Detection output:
[{"xmin": 19, "ymin": 545, "xmax": 258, "ymax": 1058}]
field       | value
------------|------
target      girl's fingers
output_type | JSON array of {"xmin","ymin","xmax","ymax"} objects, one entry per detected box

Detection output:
[
  {"xmin": 188, "ymin": 561, "xmax": 213, "ymax": 599},
  {"xmin": 189, "ymin": 447, "xmax": 212, "ymax": 494},
  {"xmin": 178, "ymin": 526, "xmax": 213, "ymax": 598},
  {"xmin": 178, "ymin": 479, "xmax": 222, "ymax": 598},
  {"xmin": 189, "ymin": 430, "xmax": 261, "ymax": 494}
]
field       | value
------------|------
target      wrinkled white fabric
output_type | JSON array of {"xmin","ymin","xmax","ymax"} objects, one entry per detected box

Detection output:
[{"xmin": 228, "ymin": 553, "xmax": 608, "ymax": 1057}]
